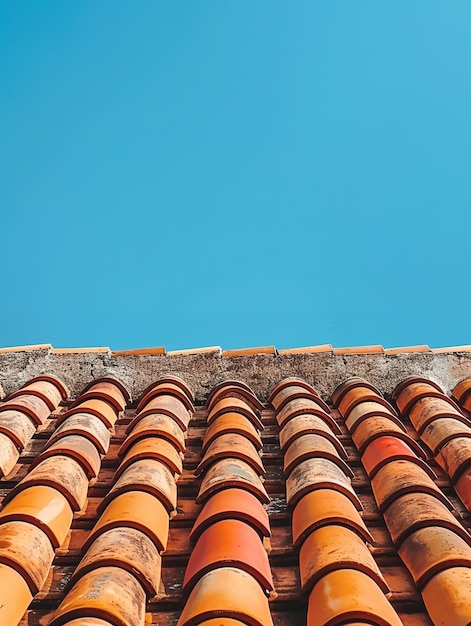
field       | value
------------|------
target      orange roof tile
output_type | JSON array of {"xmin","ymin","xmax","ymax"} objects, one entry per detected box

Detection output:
[
  {"xmin": 0, "ymin": 345, "xmax": 470, "ymax": 625},
  {"xmin": 384, "ymin": 345, "xmax": 431, "ymax": 354},
  {"xmin": 111, "ymin": 346, "xmax": 166, "ymax": 356},
  {"xmin": 222, "ymin": 346, "xmax": 277, "ymax": 356},
  {"xmin": 333, "ymin": 345, "xmax": 384, "ymax": 355}
]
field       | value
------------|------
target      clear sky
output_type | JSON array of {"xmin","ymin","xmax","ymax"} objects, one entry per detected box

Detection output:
[{"xmin": 1, "ymin": 2, "xmax": 470, "ymax": 351}]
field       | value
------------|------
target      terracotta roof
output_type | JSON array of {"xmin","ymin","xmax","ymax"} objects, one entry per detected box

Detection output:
[{"xmin": 0, "ymin": 345, "xmax": 471, "ymax": 624}]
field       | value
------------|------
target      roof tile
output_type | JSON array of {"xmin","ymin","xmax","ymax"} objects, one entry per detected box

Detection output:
[
  {"xmin": 333, "ymin": 345, "xmax": 384, "ymax": 355},
  {"xmin": 0, "ymin": 344, "xmax": 51, "ymax": 353},
  {"xmin": 49, "ymin": 347, "xmax": 110, "ymax": 353},
  {"xmin": 277, "ymin": 344, "xmax": 333, "ymax": 354},
  {"xmin": 1, "ymin": 347, "xmax": 470, "ymax": 624},
  {"xmin": 222, "ymin": 346, "xmax": 277, "ymax": 357},
  {"xmin": 384, "ymin": 345, "xmax": 431, "ymax": 354},
  {"xmin": 111, "ymin": 346, "xmax": 166, "ymax": 356}
]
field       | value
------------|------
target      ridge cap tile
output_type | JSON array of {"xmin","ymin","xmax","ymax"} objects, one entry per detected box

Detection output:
[
  {"xmin": 0, "ymin": 343, "xmax": 51, "ymax": 353},
  {"xmin": 50, "ymin": 346, "xmax": 110, "ymax": 354},
  {"xmin": 111, "ymin": 346, "xmax": 166, "ymax": 356},
  {"xmin": 384, "ymin": 344, "xmax": 432, "ymax": 354},
  {"xmin": 167, "ymin": 346, "xmax": 222, "ymax": 355},
  {"xmin": 278, "ymin": 344, "xmax": 333, "ymax": 354},
  {"xmin": 333, "ymin": 345, "xmax": 384, "ymax": 355},
  {"xmin": 222, "ymin": 346, "xmax": 277, "ymax": 357}
]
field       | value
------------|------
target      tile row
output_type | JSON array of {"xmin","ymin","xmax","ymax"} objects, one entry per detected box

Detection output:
[
  {"xmin": 393, "ymin": 377, "xmax": 471, "ymax": 513},
  {"xmin": 178, "ymin": 382, "xmax": 274, "ymax": 626},
  {"xmin": 0, "ymin": 375, "xmax": 67, "ymax": 476},
  {"xmin": 336, "ymin": 377, "xmax": 471, "ymax": 626},
  {"xmin": 49, "ymin": 376, "xmax": 194, "ymax": 626},
  {"xmin": 0, "ymin": 376, "xmax": 128, "ymax": 625},
  {"xmin": 7, "ymin": 342, "xmax": 471, "ymax": 356},
  {"xmin": 271, "ymin": 378, "xmax": 402, "ymax": 626}
]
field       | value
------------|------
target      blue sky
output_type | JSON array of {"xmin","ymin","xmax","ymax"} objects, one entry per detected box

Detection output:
[{"xmin": 1, "ymin": 2, "xmax": 470, "ymax": 351}]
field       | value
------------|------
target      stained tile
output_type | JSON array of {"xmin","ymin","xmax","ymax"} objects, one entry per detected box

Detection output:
[
  {"xmin": 70, "ymin": 526, "xmax": 162, "ymax": 597},
  {"xmin": 299, "ymin": 525, "xmax": 388, "ymax": 593},
  {"xmin": 291, "ymin": 489, "xmax": 373, "ymax": 550},
  {"xmin": 398, "ymin": 526, "xmax": 471, "ymax": 588},
  {"xmin": 49, "ymin": 566, "xmax": 146, "ymax": 626},
  {"xmin": 307, "ymin": 569, "xmax": 403, "ymax": 626},
  {"xmin": 177, "ymin": 567, "xmax": 274, "ymax": 626}
]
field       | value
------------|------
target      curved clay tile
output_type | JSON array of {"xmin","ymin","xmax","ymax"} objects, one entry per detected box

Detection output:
[
  {"xmin": 291, "ymin": 489, "xmax": 374, "ymax": 549},
  {"xmin": 345, "ymin": 401, "xmax": 405, "ymax": 434},
  {"xmin": 270, "ymin": 385, "xmax": 322, "ymax": 412},
  {"xmin": 196, "ymin": 433, "xmax": 265, "ymax": 477},
  {"xmin": 122, "ymin": 413, "xmax": 186, "ymax": 454},
  {"xmin": 361, "ymin": 436, "xmax": 436, "ymax": 480},
  {"xmin": 134, "ymin": 395, "xmax": 192, "ymax": 431},
  {"xmin": 268, "ymin": 378, "xmax": 320, "ymax": 404},
  {"xmin": 9, "ymin": 378, "xmax": 64, "ymax": 410},
  {"xmin": 0, "ymin": 409, "xmax": 37, "ymax": 449},
  {"xmin": 0, "ymin": 394, "xmax": 50, "ymax": 425},
  {"xmin": 3, "ymin": 455, "xmax": 89, "ymax": 512},
  {"xmin": 421, "ymin": 566, "xmax": 471, "ymax": 626},
  {"xmin": 196, "ymin": 459, "xmax": 269, "ymax": 505},
  {"xmin": 202, "ymin": 413, "xmax": 262, "ymax": 453},
  {"xmin": 370, "ymin": 459, "xmax": 453, "ymax": 512},
  {"xmin": 279, "ymin": 415, "xmax": 345, "ymax": 457},
  {"xmin": 395, "ymin": 381, "xmax": 456, "ymax": 417},
  {"xmin": 190, "ymin": 488, "xmax": 270, "ymax": 542},
  {"xmin": 208, "ymin": 398, "xmax": 263, "ymax": 431},
  {"xmin": 0, "ymin": 520, "xmax": 54, "ymax": 593},
  {"xmin": 25, "ymin": 374, "xmax": 68, "ymax": 401},
  {"xmin": 398, "ymin": 526, "xmax": 471, "ymax": 588},
  {"xmin": 299, "ymin": 525, "xmax": 388, "ymax": 594},
  {"xmin": 391, "ymin": 376, "xmax": 444, "ymax": 402},
  {"xmin": 35, "ymin": 434, "xmax": 101, "ymax": 480},
  {"xmin": 339, "ymin": 388, "xmax": 397, "ymax": 420},
  {"xmin": 409, "ymin": 396, "xmax": 468, "ymax": 434},
  {"xmin": 0, "ymin": 485, "xmax": 73, "ymax": 548},
  {"xmin": 454, "ymin": 468, "xmax": 471, "ymax": 511},
  {"xmin": 276, "ymin": 397, "xmax": 334, "ymax": 431},
  {"xmin": 331, "ymin": 377, "xmax": 382, "ymax": 407},
  {"xmin": 0, "ymin": 433, "xmax": 19, "ymax": 477},
  {"xmin": 48, "ymin": 413, "xmax": 111, "ymax": 455},
  {"xmin": 141, "ymin": 375, "xmax": 194, "ymax": 403},
  {"xmin": 421, "ymin": 417, "xmax": 471, "ymax": 455},
  {"xmin": 351, "ymin": 416, "xmax": 425, "ymax": 457},
  {"xmin": 177, "ymin": 567, "xmax": 273, "ymax": 626},
  {"xmin": 99, "ymin": 459, "xmax": 177, "ymax": 514},
  {"xmin": 283, "ymin": 434, "xmax": 352, "ymax": 478},
  {"xmin": 286, "ymin": 458, "xmax": 362, "ymax": 510},
  {"xmin": 70, "ymin": 527, "xmax": 162, "ymax": 598},
  {"xmin": 137, "ymin": 380, "xmax": 194, "ymax": 413},
  {"xmin": 116, "ymin": 436, "xmax": 183, "ymax": 477},
  {"xmin": 307, "ymin": 569, "xmax": 403, "ymax": 626},
  {"xmin": 73, "ymin": 381, "xmax": 127, "ymax": 412},
  {"xmin": 452, "ymin": 378, "xmax": 471, "ymax": 403},
  {"xmin": 206, "ymin": 381, "xmax": 263, "ymax": 412},
  {"xmin": 49, "ymin": 566, "xmax": 146, "ymax": 626},
  {"xmin": 59, "ymin": 398, "xmax": 119, "ymax": 429},
  {"xmin": 0, "ymin": 562, "xmax": 33, "ymax": 625},
  {"xmin": 436, "ymin": 437, "xmax": 471, "ymax": 481},
  {"xmin": 183, "ymin": 519, "xmax": 273, "ymax": 594},
  {"xmin": 383, "ymin": 492, "xmax": 471, "ymax": 547},
  {"xmin": 84, "ymin": 490, "xmax": 169, "ymax": 554},
  {"xmin": 79, "ymin": 377, "xmax": 130, "ymax": 406}
]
